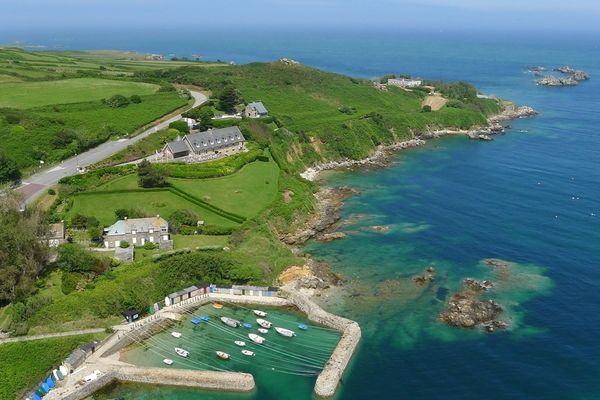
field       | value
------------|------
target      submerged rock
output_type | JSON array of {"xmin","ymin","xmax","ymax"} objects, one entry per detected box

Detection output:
[{"xmin": 413, "ymin": 266, "xmax": 436, "ymax": 287}]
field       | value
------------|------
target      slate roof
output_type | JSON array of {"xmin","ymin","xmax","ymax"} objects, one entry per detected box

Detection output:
[
  {"xmin": 184, "ymin": 126, "xmax": 245, "ymax": 153},
  {"xmin": 165, "ymin": 140, "xmax": 190, "ymax": 154},
  {"xmin": 105, "ymin": 217, "xmax": 168, "ymax": 236},
  {"xmin": 247, "ymin": 101, "xmax": 268, "ymax": 115}
]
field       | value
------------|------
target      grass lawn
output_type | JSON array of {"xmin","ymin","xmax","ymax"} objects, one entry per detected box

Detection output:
[
  {"xmin": 68, "ymin": 190, "xmax": 239, "ymax": 227},
  {"xmin": 0, "ymin": 77, "xmax": 159, "ymax": 108},
  {"xmin": 0, "ymin": 333, "xmax": 107, "ymax": 400},
  {"xmin": 135, "ymin": 234, "xmax": 230, "ymax": 260},
  {"xmin": 170, "ymin": 159, "xmax": 280, "ymax": 219}
]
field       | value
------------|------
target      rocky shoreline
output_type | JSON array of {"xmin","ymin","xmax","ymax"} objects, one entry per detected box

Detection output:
[{"xmin": 300, "ymin": 104, "xmax": 537, "ymax": 182}]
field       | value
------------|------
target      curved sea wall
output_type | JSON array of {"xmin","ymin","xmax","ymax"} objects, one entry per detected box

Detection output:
[{"xmin": 281, "ymin": 285, "xmax": 362, "ymax": 397}]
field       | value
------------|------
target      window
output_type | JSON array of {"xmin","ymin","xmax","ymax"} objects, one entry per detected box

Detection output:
[
  {"xmin": 131, "ymin": 230, "xmax": 136, "ymax": 235},
  {"xmin": 149, "ymin": 228, "xmax": 153, "ymax": 233},
  {"xmin": 149, "ymin": 236, "xmax": 154, "ymax": 243},
  {"xmin": 132, "ymin": 237, "xmax": 137, "ymax": 245}
]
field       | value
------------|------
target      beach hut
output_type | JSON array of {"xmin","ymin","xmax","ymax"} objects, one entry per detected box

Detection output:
[
  {"xmin": 123, "ymin": 309, "xmax": 140, "ymax": 323},
  {"xmin": 65, "ymin": 349, "xmax": 86, "ymax": 373},
  {"xmin": 165, "ymin": 292, "xmax": 179, "ymax": 306}
]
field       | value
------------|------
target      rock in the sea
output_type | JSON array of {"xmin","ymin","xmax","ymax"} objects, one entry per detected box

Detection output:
[
  {"xmin": 572, "ymin": 70, "xmax": 591, "ymax": 81},
  {"xmin": 554, "ymin": 66, "xmax": 576, "ymax": 74},
  {"xmin": 413, "ymin": 266, "xmax": 436, "ymax": 286},
  {"xmin": 316, "ymin": 232, "xmax": 347, "ymax": 242},
  {"xmin": 537, "ymin": 75, "xmax": 578, "ymax": 86}
]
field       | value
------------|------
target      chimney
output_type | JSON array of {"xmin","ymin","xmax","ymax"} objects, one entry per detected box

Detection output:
[{"xmin": 124, "ymin": 217, "xmax": 127, "ymax": 220}]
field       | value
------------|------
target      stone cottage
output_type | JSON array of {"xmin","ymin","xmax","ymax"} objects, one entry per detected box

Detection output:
[
  {"xmin": 103, "ymin": 216, "xmax": 172, "ymax": 249},
  {"xmin": 243, "ymin": 101, "xmax": 268, "ymax": 118}
]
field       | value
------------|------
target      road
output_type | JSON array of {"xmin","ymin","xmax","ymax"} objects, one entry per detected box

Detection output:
[
  {"xmin": 17, "ymin": 89, "xmax": 207, "ymax": 204},
  {"xmin": 0, "ymin": 328, "xmax": 106, "ymax": 344}
]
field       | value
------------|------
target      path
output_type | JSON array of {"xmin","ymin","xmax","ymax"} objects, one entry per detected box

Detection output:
[
  {"xmin": 0, "ymin": 328, "xmax": 105, "ymax": 344},
  {"xmin": 17, "ymin": 89, "xmax": 207, "ymax": 205}
]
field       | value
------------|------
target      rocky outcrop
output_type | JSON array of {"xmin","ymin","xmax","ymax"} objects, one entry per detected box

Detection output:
[
  {"xmin": 554, "ymin": 66, "xmax": 576, "ymax": 74},
  {"xmin": 412, "ymin": 266, "xmax": 436, "ymax": 286},
  {"xmin": 439, "ymin": 278, "xmax": 506, "ymax": 332},
  {"xmin": 537, "ymin": 75, "xmax": 578, "ymax": 86},
  {"xmin": 572, "ymin": 70, "xmax": 591, "ymax": 81}
]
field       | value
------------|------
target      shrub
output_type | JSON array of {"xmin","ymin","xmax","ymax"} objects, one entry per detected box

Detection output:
[
  {"xmin": 168, "ymin": 120, "xmax": 189, "ymax": 134},
  {"xmin": 138, "ymin": 160, "xmax": 168, "ymax": 188},
  {"xmin": 120, "ymin": 240, "xmax": 130, "ymax": 248},
  {"xmin": 338, "ymin": 106, "xmax": 357, "ymax": 115},
  {"xmin": 130, "ymin": 95, "xmax": 142, "ymax": 104},
  {"xmin": 143, "ymin": 241, "xmax": 155, "ymax": 250},
  {"xmin": 0, "ymin": 151, "xmax": 21, "ymax": 184},
  {"xmin": 61, "ymin": 272, "xmax": 80, "ymax": 295},
  {"xmin": 47, "ymin": 188, "xmax": 56, "ymax": 195},
  {"xmin": 168, "ymin": 209, "xmax": 199, "ymax": 234},
  {"xmin": 88, "ymin": 226, "xmax": 103, "ymax": 242},
  {"xmin": 106, "ymin": 94, "xmax": 130, "ymax": 108},
  {"xmin": 421, "ymin": 105, "xmax": 432, "ymax": 113},
  {"xmin": 55, "ymin": 243, "xmax": 97, "ymax": 272}
]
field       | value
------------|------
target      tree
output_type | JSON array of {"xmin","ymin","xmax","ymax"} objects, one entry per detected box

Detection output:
[
  {"xmin": 0, "ymin": 194, "xmax": 48, "ymax": 302},
  {"xmin": 197, "ymin": 108, "xmax": 215, "ymax": 131},
  {"xmin": 0, "ymin": 151, "xmax": 21, "ymax": 185},
  {"xmin": 106, "ymin": 94, "xmax": 130, "ymax": 108},
  {"xmin": 137, "ymin": 160, "xmax": 168, "ymax": 188},
  {"xmin": 115, "ymin": 208, "xmax": 129, "ymax": 220},
  {"xmin": 219, "ymin": 86, "xmax": 241, "ymax": 114},
  {"xmin": 88, "ymin": 226, "xmax": 103, "ymax": 243},
  {"xmin": 168, "ymin": 209, "xmax": 199, "ymax": 234},
  {"xmin": 421, "ymin": 105, "xmax": 432, "ymax": 113},
  {"xmin": 130, "ymin": 94, "xmax": 142, "ymax": 104},
  {"xmin": 55, "ymin": 243, "xmax": 96, "ymax": 273},
  {"xmin": 168, "ymin": 120, "xmax": 189, "ymax": 134}
]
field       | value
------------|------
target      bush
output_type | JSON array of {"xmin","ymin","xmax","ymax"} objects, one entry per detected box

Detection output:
[
  {"xmin": 61, "ymin": 272, "xmax": 80, "ymax": 295},
  {"xmin": 55, "ymin": 243, "xmax": 97, "ymax": 272},
  {"xmin": 119, "ymin": 240, "xmax": 130, "ymax": 248},
  {"xmin": 47, "ymin": 188, "xmax": 56, "ymax": 195},
  {"xmin": 88, "ymin": 226, "xmax": 103, "ymax": 242},
  {"xmin": 421, "ymin": 105, "xmax": 432, "ymax": 113},
  {"xmin": 138, "ymin": 160, "xmax": 168, "ymax": 188},
  {"xmin": 168, "ymin": 209, "xmax": 199, "ymax": 234},
  {"xmin": 0, "ymin": 151, "xmax": 21, "ymax": 184},
  {"xmin": 130, "ymin": 95, "xmax": 142, "ymax": 104},
  {"xmin": 143, "ymin": 241, "xmax": 155, "ymax": 250},
  {"xmin": 168, "ymin": 120, "xmax": 190, "ymax": 134},
  {"xmin": 106, "ymin": 94, "xmax": 130, "ymax": 108}
]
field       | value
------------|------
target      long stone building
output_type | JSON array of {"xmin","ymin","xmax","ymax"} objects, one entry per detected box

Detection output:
[
  {"xmin": 162, "ymin": 126, "xmax": 246, "ymax": 161},
  {"xmin": 103, "ymin": 216, "xmax": 172, "ymax": 249}
]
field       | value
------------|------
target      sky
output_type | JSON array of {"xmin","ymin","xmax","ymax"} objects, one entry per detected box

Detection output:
[{"xmin": 0, "ymin": 0, "xmax": 599, "ymax": 33}]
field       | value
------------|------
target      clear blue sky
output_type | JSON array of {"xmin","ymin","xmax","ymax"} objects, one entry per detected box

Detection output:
[{"xmin": 1, "ymin": 0, "xmax": 599, "ymax": 32}]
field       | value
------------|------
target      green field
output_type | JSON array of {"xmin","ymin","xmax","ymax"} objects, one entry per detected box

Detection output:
[
  {"xmin": 0, "ymin": 333, "xmax": 106, "ymax": 400},
  {"xmin": 170, "ymin": 158, "xmax": 280, "ymax": 218},
  {"xmin": 68, "ymin": 190, "xmax": 239, "ymax": 227},
  {"xmin": 0, "ymin": 78, "xmax": 159, "ymax": 108}
]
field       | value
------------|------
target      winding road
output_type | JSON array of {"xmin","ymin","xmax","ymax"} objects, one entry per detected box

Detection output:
[{"xmin": 17, "ymin": 89, "xmax": 207, "ymax": 204}]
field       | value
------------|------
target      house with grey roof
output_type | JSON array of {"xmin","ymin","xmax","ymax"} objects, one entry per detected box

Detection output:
[
  {"xmin": 162, "ymin": 126, "xmax": 246, "ymax": 160},
  {"xmin": 244, "ymin": 101, "xmax": 268, "ymax": 118},
  {"xmin": 103, "ymin": 216, "xmax": 172, "ymax": 249}
]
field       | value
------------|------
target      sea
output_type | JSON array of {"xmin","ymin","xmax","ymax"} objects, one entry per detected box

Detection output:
[{"xmin": 4, "ymin": 28, "xmax": 600, "ymax": 399}]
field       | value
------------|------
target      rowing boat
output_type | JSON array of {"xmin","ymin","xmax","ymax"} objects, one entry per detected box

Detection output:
[{"xmin": 275, "ymin": 327, "xmax": 296, "ymax": 337}]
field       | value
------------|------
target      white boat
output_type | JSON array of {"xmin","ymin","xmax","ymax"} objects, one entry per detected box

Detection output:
[
  {"xmin": 234, "ymin": 340, "xmax": 246, "ymax": 347},
  {"xmin": 221, "ymin": 316, "xmax": 241, "ymax": 328},
  {"xmin": 275, "ymin": 327, "xmax": 296, "ymax": 337},
  {"xmin": 163, "ymin": 358, "xmax": 174, "ymax": 365},
  {"xmin": 171, "ymin": 332, "xmax": 182, "ymax": 338},
  {"xmin": 256, "ymin": 318, "xmax": 272, "ymax": 329},
  {"xmin": 248, "ymin": 333, "xmax": 266, "ymax": 344},
  {"xmin": 258, "ymin": 328, "xmax": 269, "ymax": 334},
  {"xmin": 175, "ymin": 347, "xmax": 189, "ymax": 358},
  {"xmin": 253, "ymin": 310, "xmax": 267, "ymax": 317},
  {"xmin": 216, "ymin": 351, "xmax": 230, "ymax": 360},
  {"xmin": 241, "ymin": 349, "xmax": 255, "ymax": 356}
]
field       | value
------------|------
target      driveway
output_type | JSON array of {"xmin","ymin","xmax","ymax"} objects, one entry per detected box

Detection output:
[{"xmin": 17, "ymin": 90, "xmax": 207, "ymax": 204}]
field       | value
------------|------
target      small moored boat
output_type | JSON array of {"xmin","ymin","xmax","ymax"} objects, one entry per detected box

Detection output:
[
  {"xmin": 258, "ymin": 328, "xmax": 269, "ymax": 334},
  {"xmin": 243, "ymin": 323, "xmax": 252, "ymax": 329},
  {"xmin": 248, "ymin": 333, "xmax": 266, "ymax": 344},
  {"xmin": 216, "ymin": 351, "xmax": 230, "ymax": 360},
  {"xmin": 275, "ymin": 327, "xmax": 296, "ymax": 337},
  {"xmin": 253, "ymin": 310, "xmax": 267, "ymax": 317},
  {"xmin": 191, "ymin": 318, "xmax": 201, "ymax": 325},
  {"xmin": 256, "ymin": 318, "xmax": 272, "ymax": 329},
  {"xmin": 241, "ymin": 349, "xmax": 255, "ymax": 356},
  {"xmin": 175, "ymin": 347, "xmax": 189, "ymax": 358},
  {"xmin": 171, "ymin": 332, "xmax": 182, "ymax": 338},
  {"xmin": 163, "ymin": 358, "xmax": 174, "ymax": 365},
  {"xmin": 221, "ymin": 316, "xmax": 241, "ymax": 328},
  {"xmin": 213, "ymin": 303, "xmax": 224, "ymax": 309},
  {"xmin": 200, "ymin": 316, "xmax": 210, "ymax": 322},
  {"xmin": 234, "ymin": 340, "xmax": 246, "ymax": 347},
  {"xmin": 298, "ymin": 324, "xmax": 308, "ymax": 331}
]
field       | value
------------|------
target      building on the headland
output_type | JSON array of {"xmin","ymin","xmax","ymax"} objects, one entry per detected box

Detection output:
[
  {"xmin": 243, "ymin": 101, "xmax": 269, "ymax": 118},
  {"xmin": 103, "ymin": 216, "xmax": 172, "ymax": 249},
  {"xmin": 387, "ymin": 78, "xmax": 422, "ymax": 88},
  {"xmin": 161, "ymin": 126, "xmax": 246, "ymax": 161},
  {"xmin": 145, "ymin": 53, "xmax": 164, "ymax": 61}
]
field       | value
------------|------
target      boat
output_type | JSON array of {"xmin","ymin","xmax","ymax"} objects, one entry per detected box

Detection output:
[
  {"xmin": 258, "ymin": 328, "xmax": 269, "ymax": 334},
  {"xmin": 163, "ymin": 358, "xmax": 174, "ymax": 365},
  {"xmin": 298, "ymin": 324, "xmax": 308, "ymax": 331},
  {"xmin": 248, "ymin": 333, "xmax": 266, "ymax": 344},
  {"xmin": 216, "ymin": 351, "xmax": 230, "ymax": 360},
  {"xmin": 200, "ymin": 315, "xmax": 210, "ymax": 321},
  {"xmin": 221, "ymin": 316, "xmax": 241, "ymax": 328},
  {"xmin": 234, "ymin": 340, "xmax": 246, "ymax": 347},
  {"xmin": 253, "ymin": 309, "xmax": 267, "ymax": 317},
  {"xmin": 213, "ymin": 303, "xmax": 224, "ymax": 309},
  {"xmin": 241, "ymin": 349, "xmax": 255, "ymax": 356},
  {"xmin": 175, "ymin": 347, "xmax": 189, "ymax": 358},
  {"xmin": 171, "ymin": 332, "xmax": 182, "ymax": 338},
  {"xmin": 275, "ymin": 327, "xmax": 296, "ymax": 337},
  {"xmin": 256, "ymin": 318, "xmax": 272, "ymax": 329},
  {"xmin": 191, "ymin": 318, "xmax": 201, "ymax": 325},
  {"xmin": 243, "ymin": 322, "xmax": 252, "ymax": 329}
]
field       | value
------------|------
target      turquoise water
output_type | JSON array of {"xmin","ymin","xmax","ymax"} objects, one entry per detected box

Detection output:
[{"xmin": 19, "ymin": 29, "xmax": 600, "ymax": 399}]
